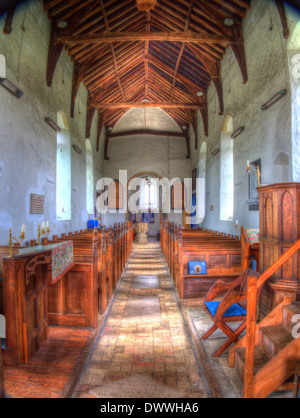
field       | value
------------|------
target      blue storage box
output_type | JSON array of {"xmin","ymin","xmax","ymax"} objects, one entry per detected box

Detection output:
[
  {"xmin": 188, "ymin": 261, "xmax": 207, "ymax": 275},
  {"xmin": 87, "ymin": 219, "xmax": 99, "ymax": 229}
]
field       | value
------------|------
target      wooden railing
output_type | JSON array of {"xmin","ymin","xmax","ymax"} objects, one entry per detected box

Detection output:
[{"xmin": 244, "ymin": 238, "xmax": 300, "ymax": 398}]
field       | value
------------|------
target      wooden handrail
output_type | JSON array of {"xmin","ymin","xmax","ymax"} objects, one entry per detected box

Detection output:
[
  {"xmin": 257, "ymin": 238, "xmax": 300, "ymax": 289},
  {"xmin": 244, "ymin": 238, "xmax": 300, "ymax": 398}
]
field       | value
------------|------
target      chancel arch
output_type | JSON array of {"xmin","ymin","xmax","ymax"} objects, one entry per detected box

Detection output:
[
  {"xmin": 56, "ymin": 111, "xmax": 71, "ymax": 221},
  {"xmin": 288, "ymin": 20, "xmax": 300, "ymax": 181},
  {"xmin": 220, "ymin": 115, "xmax": 234, "ymax": 222}
]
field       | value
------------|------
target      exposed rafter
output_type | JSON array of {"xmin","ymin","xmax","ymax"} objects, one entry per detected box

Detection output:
[
  {"xmin": 275, "ymin": 0, "xmax": 290, "ymax": 39},
  {"xmin": 41, "ymin": 0, "xmax": 252, "ymax": 156},
  {"xmin": 99, "ymin": 0, "xmax": 126, "ymax": 102},
  {"xmin": 3, "ymin": 5, "xmax": 17, "ymax": 34}
]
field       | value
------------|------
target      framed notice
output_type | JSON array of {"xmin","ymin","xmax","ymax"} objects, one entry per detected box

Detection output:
[{"xmin": 30, "ymin": 194, "xmax": 45, "ymax": 214}]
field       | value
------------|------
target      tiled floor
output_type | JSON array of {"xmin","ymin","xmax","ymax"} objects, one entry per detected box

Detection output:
[{"xmin": 72, "ymin": 242, "xmax": 211, "ymax": 398}]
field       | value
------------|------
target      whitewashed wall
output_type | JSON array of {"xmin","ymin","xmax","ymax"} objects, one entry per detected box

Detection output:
[
  {"xmin": 190, "ymin": 0, "xmax": 300, "ymax": 236},
  {"xmin": 0, "ymin": 1, "xmax": 104, "ymax": 245}
]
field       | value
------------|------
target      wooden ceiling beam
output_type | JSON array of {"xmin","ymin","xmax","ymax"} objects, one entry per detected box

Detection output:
[
  {"xmin": 169, "ymin": 0, "xmax": 195, "ymax": 102},
  {"xmin": 46, "ymin": 11, "xmax": 88, "ymax": 87},
  {"xmin": 231, "ymin": 21, "xmax": 248, "ymax": 84},
  {"xmin": 108, "ymin": 129, "xmax": 186, "ymax": 139},
  {"xmin": 56, "ymin": 31, "xmax": 236, "ymax": 45},
  {"xmin": 92, "ymin": 102, "xmax": 200, "ymax": 109},
  {"xmin": 144, "ymin": 10, "xmax": 151, "ymax": 99},
  {"xmin": 100, "ymin": 0, "xmax": 126, "ymax": 102},
  {"xmin": 275, "ymin": 0, "xmax": 290, "ymax": 39},
  {"xmin": 97, "ymin": 110, "xmax": 107, "ymax": 152},
  {"xmin": 3, "ymin": 4, "xmax": 17, "ymax": 34},
  {"xmin": 86, "ymin": 90, "xmax": 96, "ymax": 138},
  {"xmin": 187, "ymin": 43, "xmax": 224, "ymax": 115}
]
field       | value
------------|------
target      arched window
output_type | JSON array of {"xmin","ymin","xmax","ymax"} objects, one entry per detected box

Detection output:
[
  {"xmin": 0, "ymin": 54, "xmax": 5, "ymax": 78},
  {"xmin": 56, "ymin": 112, "xmax": 71, "ymax": 221},
  {"xmin": 108, "ymin": 180, "xmax": 123, "ymax": 211},
  {"xmin": 288, "ymin": 21, "xmax": 300, "ymax": 181},
  {"xmin": 139, "ymin": 177, "xmax": 158, "ymax": 211},
  {"xmin": 220, "ymin": 115, "xmax": 234, "ymax": 221},
  {"xmin": 86, "ymin": 139, "xmax": 94, "ymax": 215},
  {"xmin": 197, "ymin": 142, "xmax": 207, "ymax": 223},
  {"xmin": 171, "ymin": 180, "xmax": 186, "ymax": 211}
]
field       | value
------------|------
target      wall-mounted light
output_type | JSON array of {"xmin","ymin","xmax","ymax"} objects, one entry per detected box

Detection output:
[
  {"xmin": 223, "ymin": 18, "xmax": 235, "ymax": 27},
  {"xmin": 231, "ymin": 126, "xmax": 245, "ymax": 139},
  {"xmin": 57, "ymin": 20, "xmax": 68, "ymax": 29},
  {"xmin": 45, "ymin": 117, "xmax": 61, "ymax": 132},
  {"xmin": 0, "ymin": 77, "xmax": 23, "ymax": 98},
  {"xmin": 211, "ymin": 148, "xmax": 220, "ymax": 156},
  {"xmin": 261, "ymin": 89, "xmax": 287, "ymax": 110},
  {"xmin": 73, "ymin": 145, "xmax": 82, "ymax": 154}
]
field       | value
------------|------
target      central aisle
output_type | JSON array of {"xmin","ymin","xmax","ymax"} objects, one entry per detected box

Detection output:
[{"xmin": 72, "ymin": 242, "xmax": 211, "ymax": 398}]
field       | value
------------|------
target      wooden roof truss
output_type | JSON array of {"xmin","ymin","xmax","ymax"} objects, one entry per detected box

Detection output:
[{"xmin": 2, "ymin": 1, "xmax": 291, "ymax": 157}]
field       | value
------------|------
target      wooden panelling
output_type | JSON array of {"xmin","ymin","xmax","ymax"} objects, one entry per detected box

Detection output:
[
  {"xmin": 161, "ymin": 221, "xmax": 242, "ymax": 299},
  {"xmin": 259, "ymin": 183, "xmax": 300, "ymax": 318}
]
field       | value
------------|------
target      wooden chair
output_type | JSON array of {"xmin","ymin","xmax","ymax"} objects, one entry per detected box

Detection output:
[
  {"xmin": 294, "ymin": 362, "xmax": 300, "ymax": 398},
  {"xmin": 0, "ymin": 346, "xmax": 5, "ymax": 398},
  {"xmin": 202, "ymin": 268, "xmax": 260, "ymax": 358}
]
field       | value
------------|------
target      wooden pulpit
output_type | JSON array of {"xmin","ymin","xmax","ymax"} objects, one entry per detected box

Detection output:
[{"xmin": 258, "ymin": 183, "xmax": 300, "ymax": 317}]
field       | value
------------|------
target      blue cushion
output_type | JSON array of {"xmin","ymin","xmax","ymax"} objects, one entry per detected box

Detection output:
[
  {"xmin": 204, "ymin": 301, "xmax": 247, "ymax": 318},
  {"xmin": 87, "ymin": 220, "xmax": 98, "ymax": 228},
  {"xmin": 188, "ymin": 261, "xmax": 207, "ymax": 275}
]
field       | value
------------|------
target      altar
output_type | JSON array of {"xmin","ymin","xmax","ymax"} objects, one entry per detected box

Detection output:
[{"xmin": 135, "ymin": 223, "xmax": 149, "ymax": 243}]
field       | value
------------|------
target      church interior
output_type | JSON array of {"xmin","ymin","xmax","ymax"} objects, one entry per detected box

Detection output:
[{"xmin": 0, "ymin": 0, "xmax": 300, "ymax": 399}]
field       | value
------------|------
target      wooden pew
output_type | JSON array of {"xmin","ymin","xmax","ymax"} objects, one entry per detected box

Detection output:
[
  {"xmin": 0, "ymin": 221, "xmax": 133, "ymax": 366},
  {"xmin": 47, "ymin": 228, "xmax": 106, "ymax": 320},
  {"xmin": 46, "ymin": 221, "xmax": 133, "ymax": 320},
  {"xmin": 162, "ymin": 221, "xmax": 242, "ymax": 299}
]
